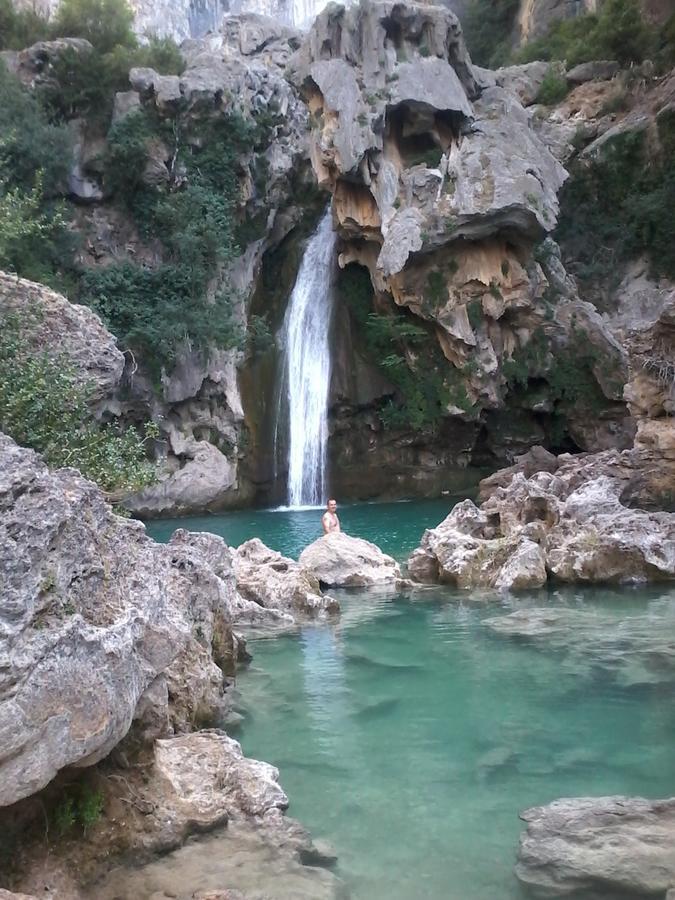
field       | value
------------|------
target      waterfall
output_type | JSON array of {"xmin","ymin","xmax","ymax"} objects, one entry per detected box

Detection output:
[{"xmin": 280, "ymin": 208, "xmax": 337, "ymax": 507}]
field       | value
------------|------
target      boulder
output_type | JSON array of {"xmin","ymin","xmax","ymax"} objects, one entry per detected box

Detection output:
[
  {"xmin": 299, "ymin": 533, "xmax": 402, "ymax": 587},
  {"xmin": 516, "ymin": 796, "xmax": 675, "ymax": 897},
  {"xmin": 409, "ymin": 452, "xmax": 675, "ymax": 589},
  {"xmin": 565, "ymin": 60, "xmax": 620, "ymax": 85},
  {"xmin": 153, "ymin": 730, "xmax": 288, "ymax": 829},
  {"xmin": 232, "ymin": 538, "xmax": 340, "ymax": 617},
  {"xmin": 408, "ymin": 500, "xmax": 547, "ymax": 591},
  {"xmin": 493, "ymin": 61, "xmax": 553, "ymax": 106},
  {"xmin": 0, "ymin": 434, "xmax": 269, "ymax": 807},
  {"xmin": 0, "ymin": 271, "xmax": 124, "ymax": 404}
]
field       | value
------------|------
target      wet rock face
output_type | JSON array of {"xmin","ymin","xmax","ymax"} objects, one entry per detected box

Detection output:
[
  {"xmin": 408, "ymin": 448, "xmax": 675, "ymax": 588},
  {"xmin": 516, "ymin": 796, "xmax": 675, "ymax": 898},
  {"xmin": 299, "ymin": 532, "xmax": 403, "ymax": 587}
]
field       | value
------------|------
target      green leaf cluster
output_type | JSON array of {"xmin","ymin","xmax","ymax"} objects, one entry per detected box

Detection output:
[
  {"xmin": 516, "ymin": 0, "xmax": 661, "ymax": 67},
  {"xmin": 0, "ymin": 63, "xmax": 75, "ymax": 291},
  {"xmin": 339, "ymin": 264, "xmax": 472, "ymax": 431},
  {"xmin": 1, "ymin": 0, "xmax": 184, "ymax": 125},
  {"xmin": 463, "ymin": 0, "xmax": 520, "ymax": 68},
  {"xmin": 0, "ymin": 312, "xmax": 157, "ymax": 496},
  {"xmin": 555, "ymin": 126, "xmax": 675, "ymax": 300},
  {"xmin": 80, "ymin": 110, "xmax": 253, "ymax": 375},
  {"xmin": 52, "ymin": 784, "xmax": 104, "ymax": 836}
]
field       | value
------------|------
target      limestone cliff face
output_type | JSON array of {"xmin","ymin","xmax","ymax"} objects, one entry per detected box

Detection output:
[{"xmin": 287, "ymin": 0, "xmax": 634, "ymax": 495}]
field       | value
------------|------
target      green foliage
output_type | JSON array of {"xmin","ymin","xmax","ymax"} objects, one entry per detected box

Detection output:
[
  {"xmin": 40, "ymin": 36, "xmax": 184, "ymax": 124},
  {"xmin": 0, "ymin": 0, "xmax": 50, "ymax": 49},
  {"xmin": 407, "ymin": 146, "xmax": 444, "ymax": 169},
  {"xmin": 535, "ymin": 70, "xmax": 568, "ymax": 106},
  {"xmin": 51, "ymin": 784, "xmax": 104, "ymax": 837},
  {"xmin": 556, "ymin": 129, "xmax": 675, "ymax": 297},
  {"xmin": 52, "ymin": 0, "xmax": 135, "ymax": 54},
  {"xmin": 0, "ymin": 312, "xmax": 157, "ymax": 495},
  {"xmin": 247, "ymin": 314, "xmax": 275, "ymax": 355},
  {"xmin": 516, "ymin": 0, "xmax": 656, "ymax": 66},
  {"xmin": 0, "ymin": 63, "xmax": 75, "ymax": 289},
  {"xmin": 463, "ymin": 0, "xmax": 520, "ymax": 68},
  {"xmin": 339, "ymin": 264, "xmax": 473, "ymax": 431},
  {"xmin": 81, "ymin": 110, "xmax": 254, "ymax": 373},
  {"xmin": 503, "ymin": 326, "xmax": 609, "ymax": 419},
  {"xmin": 467, "ymin": 299, "xmax": 483, "ymax": 330}
]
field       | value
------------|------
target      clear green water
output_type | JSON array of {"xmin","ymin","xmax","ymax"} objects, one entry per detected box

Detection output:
[{"xmin": 147, "ymin": 502, "xmax": 675, "ymax": 900}]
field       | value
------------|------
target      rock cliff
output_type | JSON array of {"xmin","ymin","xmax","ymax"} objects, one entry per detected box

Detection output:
[{"xmin": 0, "ymin": 431, "xmax": 343, "ymax": 893}]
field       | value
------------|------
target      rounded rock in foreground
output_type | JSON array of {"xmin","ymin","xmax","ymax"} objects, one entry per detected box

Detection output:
[
  {"xmin": 516, "ymin": 796, "xmax": 675, "ymax": 897},
  {"xmin": 298, "ymin": 532, "xmax": 402, "ymax": 587}
]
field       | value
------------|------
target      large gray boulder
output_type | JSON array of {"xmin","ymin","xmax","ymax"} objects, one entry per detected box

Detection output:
[
  {"xmin": 232, "ymin": 538, "xmax": 340, "ymax": 618},
  {"xmin": 299, "ymin": 533, "xmax": 402, "ymax": 587},
  {"xmin": 408, "ymin": 499, "xmax": 547, "ymax": 591},
  {"xmin": 516, "ymin": 796, "xmax": 675, "ymax": 897},
  {"xmin": 0, "ymin": 434, "xmax": 268, "ymax": 807}
]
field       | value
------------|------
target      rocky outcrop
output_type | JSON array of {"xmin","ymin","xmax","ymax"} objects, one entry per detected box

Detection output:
[
  {"xmin": 286, "ymin": 0, "xmax": 633, "ymax": 479},
  {"xmin": 408, "ymin": 498, "xmax": 548, "ymax": 590},
  {"xmin": 408, "ymin": 449, "xmax": 675, "ymax": 588},
  {"xmin": 0, "ymin": 433, "xmax": 245, "ymax": 805},
  {"xmin": 1, "ymin": 432, "xmax": 334, "ymax": 807},
  {"xmin": 232, "ymin": 538, "xmax": 340, "ymax": 617},
  {"xmin": 299, "ymin": 532, "xmax": 403, "ymax": 587},
  {"xmin": 0, "ymin": 271, "xmax": 124, "ymax": 405},
  {"xmin": 516, "ymin": 796, "xmax": 675, "ymax": 897}
]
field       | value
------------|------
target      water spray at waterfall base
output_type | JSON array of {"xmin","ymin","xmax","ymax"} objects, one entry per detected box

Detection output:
[{"xmin": 278, "ymin": 208, "xmax": 337, "ymax": 508}]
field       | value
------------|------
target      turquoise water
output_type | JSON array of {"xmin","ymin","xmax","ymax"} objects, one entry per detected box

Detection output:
[
  {"xmin": 144, "ymin": 496, "xmax": 458, "ymax": 559},
  {"xmin": 147, "ymin": 502, "xmax": 675, "ymax": 900}
]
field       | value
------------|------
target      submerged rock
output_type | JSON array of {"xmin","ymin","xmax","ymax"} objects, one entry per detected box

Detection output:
[
  {"xmin": 516, "ymin": 796, "xmax": 675, "ymax": 897},
  {"xmin": 299, "ymin": 533, "xmax": 402, "ymax": 587},
  {"xmin": 484, "ymin": 604, "xmax": 675, "ymax": 687}
]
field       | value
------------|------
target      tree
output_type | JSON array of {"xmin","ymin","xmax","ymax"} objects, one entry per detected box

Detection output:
[{"xmin": 52, "ymin": 0, "xmax": 135, "ymax": 54}]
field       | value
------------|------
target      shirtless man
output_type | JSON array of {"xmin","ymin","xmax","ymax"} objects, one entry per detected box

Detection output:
[{"xmin": 322, "ymin": 499, "xmax": 341, "ymax": 535}]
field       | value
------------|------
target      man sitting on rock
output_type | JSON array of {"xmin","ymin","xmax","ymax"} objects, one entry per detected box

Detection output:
[{"xmin": 322, "ymin": 498, "xmax": 341, "ymax": 535}]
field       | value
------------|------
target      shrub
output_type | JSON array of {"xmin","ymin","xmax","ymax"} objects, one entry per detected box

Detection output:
[
  {"xmin": 80, "ymin": 109, "xmax": 254, "ymax": 374},
  {"xmin": 556, "ymin": 129, "xmax": 675, "ymax": 298},
  {"xmin": 0, "ymin": 63, "xmax": 75, "ymax": 289},
  {"xmin": 338, "ymin": 263, "xmax": 471, "ymax": 431},
  {"xmin": 463, "ymin": 0, "xmax": 520, "ymax": 68},
  {"xmin": 52, "ymin": 0, "xmax": 135, "ymax": 54},
  {"xmin": 516, "ymin": 0, "xmax": 656, "ymax": 67},
  {"xmin": 0, "ymin": 312, "xmax": 157, "ymax": 496},
  {"xmin": 535, "ymin": 69, "xmax": 568, "ymax": 106},
  {"xmin": 0, "ymin": 0, "xmax": 50, "ymax": 49}
]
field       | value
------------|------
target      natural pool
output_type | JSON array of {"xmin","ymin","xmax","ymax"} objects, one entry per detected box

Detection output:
[{"xmin": 145, "ymin": 501, "xmax": 675, "ymax": 900}]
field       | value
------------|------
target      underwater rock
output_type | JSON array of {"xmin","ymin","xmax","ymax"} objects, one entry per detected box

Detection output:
[
  {"xmin": 516, "ymin": 796, "xmax": 675, "ymax": 897},
  {"xmin": 299, "ymin": 532, "xmax": 403, "ymax": 587}
]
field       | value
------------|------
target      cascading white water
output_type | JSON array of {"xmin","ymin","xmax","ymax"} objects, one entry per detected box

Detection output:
[{"xmin": 281, "ymin": 208, "xmax": 337, "ymax": 507}]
